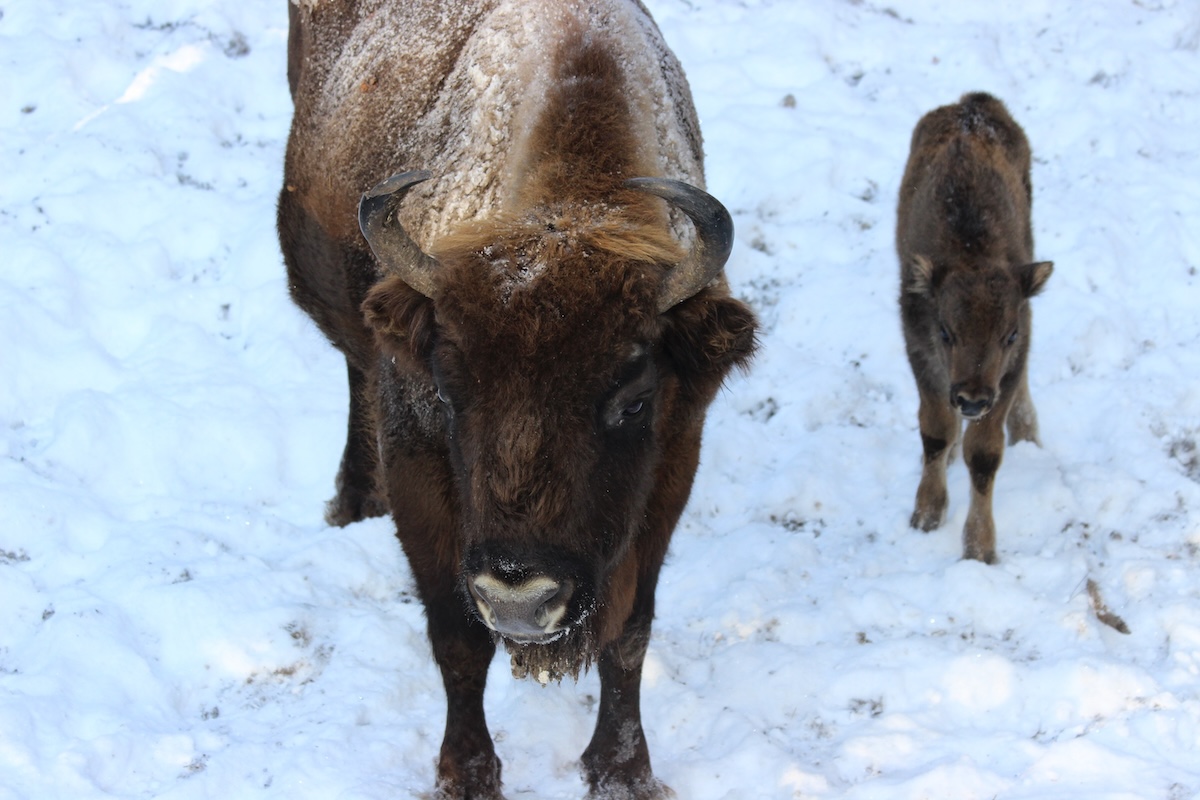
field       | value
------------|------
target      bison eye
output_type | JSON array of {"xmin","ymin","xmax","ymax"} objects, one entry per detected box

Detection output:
[
  {"xmin": 938, "ymin": 324, "xmax": 952, "ymax": 345},
  {"xmin": 605, "ymin": 391, "xmax": 653, "ymax": 430},
  {"xmin": 614, "ymin": 399, "xmax": 647, "ymax": 428},
  {"xmin": 1004, "ymin": 329, "xmax": 1019, "ymax": 347},
  {"xmin": 435, "ymin": 385, "xmax": 455, "ymax": 417}
]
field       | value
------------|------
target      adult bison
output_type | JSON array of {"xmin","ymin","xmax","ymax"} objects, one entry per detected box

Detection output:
[
  {"xmin": 896, "ymin": 92, "xmax": 1053, "ymax": 565},
  {"xmin": 277, "ymin": 1, "xmax": 756, "ymax": 797}
]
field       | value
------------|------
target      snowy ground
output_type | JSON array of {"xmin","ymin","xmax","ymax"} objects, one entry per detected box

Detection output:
[{"xmin": 3, "ymin": 1, "xmax": 1200, "ymax": 798}]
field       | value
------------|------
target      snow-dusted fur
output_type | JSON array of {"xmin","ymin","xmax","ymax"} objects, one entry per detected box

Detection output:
[{"xmin": 285, "ymin": 0, "xmax": 703, "ymax": 246}]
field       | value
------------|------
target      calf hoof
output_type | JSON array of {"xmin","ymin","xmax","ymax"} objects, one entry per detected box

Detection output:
[
  {"xmin": 1006, "ymin": 424, "xmax": 1040, "ymax": 447},
  {"xmin": 1006, "ymin": 402, "xmax": 1041, "ymax": 446},
  {"xmin": 910, "ymin": 507, "xmax": 945, "ymax": 532},
  {"xmin": 962, "ymin": 545, "xmax": 997, "ymax": 565}
]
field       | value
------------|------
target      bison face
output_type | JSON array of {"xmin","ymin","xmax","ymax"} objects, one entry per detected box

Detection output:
[
  {"xmin": 360, "ymin": 173, "xmax": 756, "ymax": 678},
  {"xmin": 906, "ymin": 254, "xmax": 1052, "ymax": 418},
  {"xmin": 432, "ymin": 331, "xmax": 664, "ymax": 651}
]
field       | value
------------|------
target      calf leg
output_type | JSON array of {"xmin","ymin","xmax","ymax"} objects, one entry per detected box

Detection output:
[
  {"xmin": 325, "ymin": 360, "xmax": 388, "ymax": 526},
  {"xmin": 911, "ymin": 389, "xmax": 958, "ymax": 531},
  {"xmin": 581, "ymin": 593, "xmax": 672, "ymax": 799},
  {"xmin": 961, "ymin": 406, "xmax": 1010, "ymax": 564},
  {"xmin": 1005, "ymin": 369, "xmax": 1040, "ymax": 446}
]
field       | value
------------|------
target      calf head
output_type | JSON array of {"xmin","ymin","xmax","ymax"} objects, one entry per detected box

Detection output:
[
  {"xmin": 360, "ymin": 172, "xmax": 755, "ymax": 678},
  {"xmin": 906, "ymin": 254, "xmax": 1052, "ymax": 418}
]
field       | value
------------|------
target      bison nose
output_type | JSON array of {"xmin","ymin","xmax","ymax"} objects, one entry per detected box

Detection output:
[
  {"xmin": 951, "ymin": 385, "xmax": 995, "ymax": 419},
  {"xmin": 467, "ymin": 573, "xmax": 574, "ymax": 643}
]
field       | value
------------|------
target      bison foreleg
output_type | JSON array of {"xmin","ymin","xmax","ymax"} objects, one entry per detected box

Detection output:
[
  {"xmin": 581, "ymin": 609, "xmax": 673, "ymax": 800},
  {"xmin": 911, "ymin": 389, "xmax": 957, "ymax": 532},
  {"xmin": 382, "ymin": 438, "xmax": 500, "ymax": 798},
  {"xmin": 325, "ymin": 361, "xmax": 388, "ymax": 526},
  {"xmin": 427, "ymin": 599, "xmax": 504, "ymax": 800}
]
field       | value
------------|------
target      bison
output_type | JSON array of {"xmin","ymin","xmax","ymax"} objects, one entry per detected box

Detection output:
[
  {"xmin": 277, "ymin": 1, "xmax": 757, "ymax": 797},
  {"xmin": 896, "ymin": 92, "xmax": 1053, "ymax": 565}
]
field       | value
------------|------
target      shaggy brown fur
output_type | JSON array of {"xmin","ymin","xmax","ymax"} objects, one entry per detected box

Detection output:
[
  {"xmin": 279, "ymin": 2, "xmax": 756, "ymax": 798},
  {"xmin": 897, "ymin": 92, "xmax": 1053, "ymax": 565}
]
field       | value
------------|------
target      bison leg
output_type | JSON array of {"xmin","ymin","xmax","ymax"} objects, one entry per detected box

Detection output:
[
  {"xmin": 379, "ymin": 429, "xmax": 503, "ymax": 799},
  {"xmin": 325, "ymin": 361, "xmax": 388, "ymax": 526},
  {"xmin": 911, "ymin": 388, "xmax": 957, "ymax": 532},
  {"xmin": 961, "ymin": 406, "xmax": 1009, "ymax": 564},
  {"xmin": 427, "ymin": 597, "xmax": 504, "ymax": 800},
  {"xmin": 581, "ymin": 599, "xmax": 673, "ymax": 799},
  {"xmin": 1005, "ymin": 369, "xmax": 1041, "ymax": 446},
  {"xmin": 407, "ymin": 542, "xmax": 502, "ymax": 798}
]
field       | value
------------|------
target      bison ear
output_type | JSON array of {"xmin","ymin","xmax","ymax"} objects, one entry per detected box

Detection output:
[
  {"xmin": 663, "ymin": 290, "xmax": 758, "ymax": 387},
  {"xmin": 362, "ymin": 273, "xmax": 437, "ymax": 369},
  {"xmin": 903, "ymin": 254, "xmax": 936, "ymax": 296},
  {"xmin": 1015, "ymin": 260, "xmax": 1053, "ymax": 298}
]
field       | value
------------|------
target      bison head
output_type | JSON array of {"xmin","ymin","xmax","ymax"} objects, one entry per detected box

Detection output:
[
  {"xmin": 359, "ymin": 172, "xmax": 756, "ymax": 679},
  {"xmin": 905, "ymin": 254, "xmax": 1052, "ymax": 418}
]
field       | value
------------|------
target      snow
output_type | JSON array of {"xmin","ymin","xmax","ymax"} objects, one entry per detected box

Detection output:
[{"xmin": 3, "ymin": 0, "xmax": 1200, "ymax": 798}]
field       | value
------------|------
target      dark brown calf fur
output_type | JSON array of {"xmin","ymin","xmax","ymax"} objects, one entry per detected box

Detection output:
[
  {"xmin": 896, "ymin": 92, "xmax": 1053, "ymax": 565},
  {"xmin": 278, "ymin": 2, "xmax": 756, "ymax": 798}
]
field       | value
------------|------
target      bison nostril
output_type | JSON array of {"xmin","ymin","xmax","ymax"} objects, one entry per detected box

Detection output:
[
  {"xmin": 533, "ymin": 581, "xmax": 574, "ymax": 629},
  {"xmin": 473, "ymin": 594, "xmax": 497, "ymax": 629},
  {"xmin": 468, "ymin": 574, "xmax": 571, "ymax": 640}
]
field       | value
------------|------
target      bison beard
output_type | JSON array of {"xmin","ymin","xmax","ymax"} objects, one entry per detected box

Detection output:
[{"xmin": 503, "ymin": 624, "xmax": 598, "ymax": 683}]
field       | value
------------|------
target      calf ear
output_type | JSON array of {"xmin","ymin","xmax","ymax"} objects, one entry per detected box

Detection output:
[
  {"xmin": 1016, "ymin": 260, "xmax": 1053, "ymax": 298},
  {"xmin": 903, "ymin": 254, "xmax": 936, "ymax": 296},
  {"xmin": 663, "ymin": 290, "xmax": 758, "ymax": 389},
  {"xmin": 362, "ymin": 273, "xmax": 437, "ymax": 370}
]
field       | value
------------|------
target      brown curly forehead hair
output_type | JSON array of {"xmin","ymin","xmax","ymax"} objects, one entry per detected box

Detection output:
[{"xmin": 429, "ymin": 207, "xmax": 685, "ymax": 358}]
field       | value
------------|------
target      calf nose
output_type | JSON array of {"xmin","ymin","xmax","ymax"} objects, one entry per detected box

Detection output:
[
  {"xmin": 951, "ymin": 385, "xmax": 994, "ymax": 419},
  {"xmin": 467, "ymin": 573, "xmax": 574, "ymax": 642}
]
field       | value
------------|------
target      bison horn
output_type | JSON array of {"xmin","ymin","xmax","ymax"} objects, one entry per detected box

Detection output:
[
  {"xmin": 625, "ymin": 177, "xmax": 734, "ymax": 313},
  {"xmin": 358, "ymin": 170, "xmax": 440, "ymax": 298}
]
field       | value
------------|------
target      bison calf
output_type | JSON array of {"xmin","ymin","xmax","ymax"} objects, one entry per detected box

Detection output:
[{"xmin": 896, "ymin": 92, "xmax": 1053, "ymax": 564}]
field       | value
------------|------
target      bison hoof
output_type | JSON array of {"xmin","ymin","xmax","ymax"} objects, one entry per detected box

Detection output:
[
  {"xmin": 434, "ymin": 788, "xmax": 505, "ymax": 800},
  {"xmin": 586, "ymin": 776, "xmax": 674, "ymax": 800},
  {"xmin": 434, "ymin": 787, "xmax": 505, "ymax": 800},
  {"xmin": 434, "ymin": 767, "xmax": 505, "ymax": 800},
  {"xmin": 324, "ymin": 490, "xmax": 387, "ymax": 527}
]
